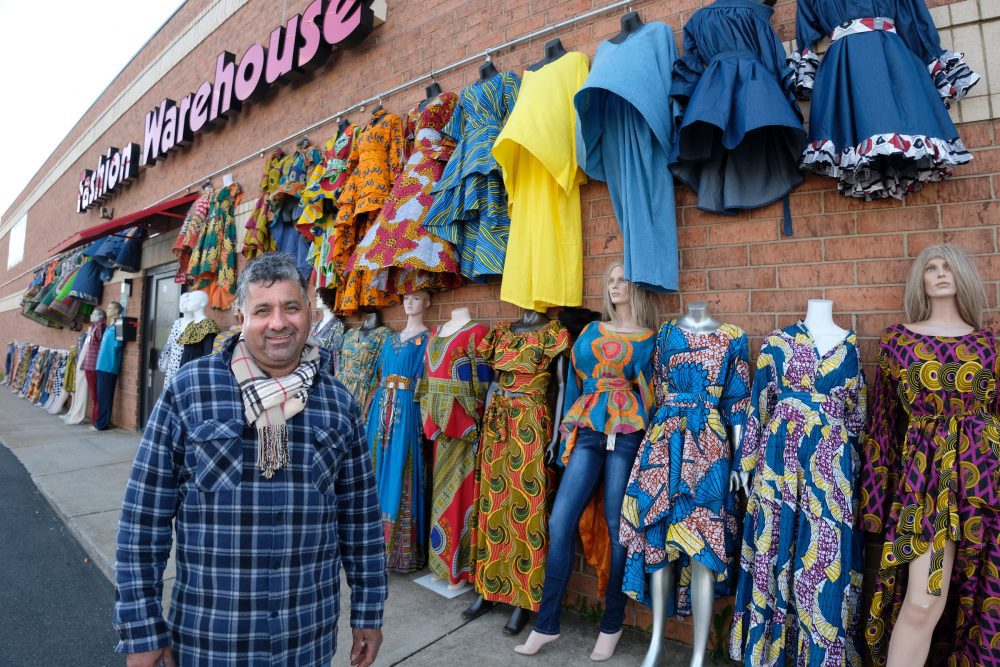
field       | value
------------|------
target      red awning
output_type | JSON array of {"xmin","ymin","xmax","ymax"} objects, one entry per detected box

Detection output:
[{"xmin": 50, "ymin": 192, "xmax": 199, "ymax": 254}]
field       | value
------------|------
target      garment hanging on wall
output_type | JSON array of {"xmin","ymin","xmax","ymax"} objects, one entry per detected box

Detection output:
[
  {"xmin": 730, "ymin": 323, "xmax": 866, "ymax": 667},
  {"xmin": 670, "ymin": 0, "xmax": 805, "ymax": 217},
  {"xmin": 173, "ymin": 187, "xmax": 214, "ymax": 285},
  {"xmin": 789, "ymin": 0, "xmax": 979, "ymax": 199},
  {"xmin": 336, "ymin": 326, "xmax": 391, "ymax": 418},
  {"xmin": 474, "ymin": 320, "xmax": 569, "ymax": 611},
  {"xmin": 861, "ymin": 325, "xmax": 999, "ymax": 667},
  {"xmin": 297, "ymin": 127, "xmax": 358, "ymax": 288},
  {"xmin": 367, "ymin": 331, "xmax": 429, "ymax": 573},
  {"xmin": 494, "ymin": 52, "xmax": 588, "ymax": 311},
  {"xmin": 242, "ymin": 149, "xmax": 284, "ymax": 259},
  {"xmin": 620, "ymin": 322, "xmax": 749, "ymax": 613},
  {"xmin": 424, "ymin": 70, "xmax": 520, "ymax": 281},
  {"xmin": 188, "ymin": 183, "xmax": 241, "ymax": 310},
  {"xmin": 575, "ymin": 22, "xmax": 680, "ymax": 293},
  {"xmin": 418, "ymin": 321, "xmax": 492, "ymax": 585},
  {"xmin": 270, "ymin": 144, "xmax": 323, "ymax": 281},
  {"xmin": 349, "ymin": 93, "xmax": 464, "ymax": 295},
  {"xmin": 331, "ymin": 109, "xmax": 405, "ymax": 314}
]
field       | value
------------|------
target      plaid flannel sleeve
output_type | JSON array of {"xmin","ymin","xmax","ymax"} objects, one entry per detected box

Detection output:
[
  {"xmin": 336, "ymin": 399, "xmax": 388, "ymax": 628},
  {"xmin": 113, "ymin": 381, "xmax": 182, "ymax": 653}
]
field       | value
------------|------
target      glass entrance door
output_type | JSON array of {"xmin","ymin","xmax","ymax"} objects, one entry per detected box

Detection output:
[{"xmin": 140, "ymin": 265, "xmax": 182, "ymax": 427}]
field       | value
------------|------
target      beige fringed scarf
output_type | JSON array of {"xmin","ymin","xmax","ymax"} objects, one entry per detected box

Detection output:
[{"xmin": 230, "ymin": 338, "xmax": 321, "ymax": 478}]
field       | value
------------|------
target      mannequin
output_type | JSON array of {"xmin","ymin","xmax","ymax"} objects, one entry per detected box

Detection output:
[
  {"xmin": 479, "ymin": 55, "xmax": 498, "ymax": 80},
  {"xmin": 422, "ymin": 305, "xmax": 493, "ymax": 590},
  {"xmin": 361, "ymin": 311, "xmax": 381, "ymax": 334},
  {"xmin": 159, "ymin": 293, "xmax": 193, "ymax": 382},
  {"xmin": 420, "ymin": 81, "xmax": 442, "ymax": 110},
  {"xmin": 526, "ymin": 38, "xmax": 567, "ymax": 71},
  {"xmin": 369, "ymin": 291, "xmax": 431, "ymax": 572},
  {"xmin": 609, "ymin": 10, "xmax": 643, "ymax": 44},
  {"xmin": 634, "ymin": 301, "xmax": 748, "ymax": 667},
  {"xmin": 92, "ymin": 302, "xmax": 124, "ymax": 431},
  {"xmin": 311, "ymin": 292, "xmax": 345, "ymax": 372},
  {"xmin": 802, "ymin": 298, "xmax": 848, "ymax": 356},
  {"xmin": 517, "ymin": 263, "xmax": 655, "ymax": 660},
  {"xmin": 338, "ymin": 117, "xmax": 351, "ymax": 135},
  {"xmin": 77, "ymin": 308, "xmax": 106, "ymax": 425},
  {"xmin": 178, "ymin": 290, "xmax": 219, "ymax": 367},
  {"xmin": 466, "ymin": 307, "xmax": 570, "ymax": 636},
  {"xmin": 861, "ymin": 243, "xmax": 997, "ymax": 667},
  {"xmin": 337, "ymin": 311, "xmax": 390, "ymax": 417}
]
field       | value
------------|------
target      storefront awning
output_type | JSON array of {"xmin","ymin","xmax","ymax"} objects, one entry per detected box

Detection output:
[{"xmin": 50, "ymin": 192, "xmax": 199, "ymax": 255}]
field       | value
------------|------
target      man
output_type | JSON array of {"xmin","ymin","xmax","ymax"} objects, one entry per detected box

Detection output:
[{"xmin": 114, "ymin": 252, "xmax": 386, "ymax": 666}]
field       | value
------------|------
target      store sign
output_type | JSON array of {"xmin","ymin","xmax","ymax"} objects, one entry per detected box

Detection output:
[{"xmin": 76, "ymin": 0, "xmax": 378, "ymax": 213}]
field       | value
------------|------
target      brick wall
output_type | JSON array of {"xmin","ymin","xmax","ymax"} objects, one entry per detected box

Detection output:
[{"xmin": 1, "ymin": 0, "xmax": 998, "ymax": 654}]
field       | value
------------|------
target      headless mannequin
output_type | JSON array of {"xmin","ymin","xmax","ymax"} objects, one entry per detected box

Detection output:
[
  {"xmin": 438, "ymin": 307, "xmax": 472, "ymax": 338},
  {"xmin": 479, "ymin": 57, "xmax": 498, "ymax": 80},
  {"xmin": 516, "ymin": 269, "xmax": 646, "ymax": 660},
  {"xmin": 885, "ymin": 256, "xmax": 971, "ymax": 667},
  {"xmin": 610, "ymin": 10, "xmax": 643, "ymax": 44},
  {"xmin": 399, "ymin": 291, "xmax": 430, "ymax": 342},
  {"xmin": 338, "ymin": 118, "xmax": 351, "ymax": 135},
  {"xmin": 360, "ymin": 311, "xmax": 381, "ymax": 337},
  {"xmin": 420, "ymin": 82, "xmax": 442, "ymax": 111},
  {"xmin": 642, "ymin": 301, "xmax": 744, "ymax": 667},
  {"xmin": 526, "ymin": 38, "xmax": 567, "ymax": 71},
  {"xmin": 463, "ymin": 307, "xmax": 567, "ymax": 635}
]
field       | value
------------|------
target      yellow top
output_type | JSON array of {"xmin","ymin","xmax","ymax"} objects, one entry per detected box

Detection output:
[{"xmin": 493, "ymin": 52, "xmax": 589, "ymax": 311}]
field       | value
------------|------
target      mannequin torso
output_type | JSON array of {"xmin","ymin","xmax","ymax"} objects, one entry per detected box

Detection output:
[
  {"xmin": 803, "ymin": 299, "xmax": 848, "ymax": 356},
  {"xmin": 676, "ymin": 301, "xmax": 720, "ymax": 334},
  {"xmin": 438, "ymin": 307, "xmax": 473, "ymax": 338}
]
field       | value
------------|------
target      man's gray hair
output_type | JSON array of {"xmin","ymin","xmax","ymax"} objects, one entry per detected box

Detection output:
[{"xmin": 234, "ymin": 252, "xmax": 308, "ymax": 311}]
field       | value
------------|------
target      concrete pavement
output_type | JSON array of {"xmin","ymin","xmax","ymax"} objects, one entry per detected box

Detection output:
[{"xmin": 0, "ymin": 387, "xmax": 721, "ymax": 666}]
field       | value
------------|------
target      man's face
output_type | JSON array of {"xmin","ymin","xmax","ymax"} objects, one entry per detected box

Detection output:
[{"xmin": 238, "ymin": 279, "xmax": 311, "ymax": 376}]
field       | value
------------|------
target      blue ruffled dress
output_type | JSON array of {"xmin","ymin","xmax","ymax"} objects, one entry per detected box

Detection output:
[
  {"xmin": 790, "ymin": 0, "xmax": 979, "ymax": 199},
  {"xmin": 670, "ymin": 0, "xmax": 805, "ymax": 215}
]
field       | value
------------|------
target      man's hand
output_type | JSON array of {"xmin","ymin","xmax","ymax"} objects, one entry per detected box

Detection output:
[
  {"xmin": 127, "ymin": 647, "xmax": 176, "ymax": 667},
  {"xmin": 350, "ymin": 627, "xmax": 383, "ymax": 667}
]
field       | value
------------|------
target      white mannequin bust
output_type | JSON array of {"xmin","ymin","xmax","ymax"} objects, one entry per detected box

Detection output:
[
  {"xmin": 438, "ymin": 307, "xmax": 472, "ymax": 337},
  {"xmin": 802, "ymin": 299, "xmax": 848, "ymax": 356},
  {"xmin": 676, "ymin": 301, "xmax": 720, "ymax": 334},
  {"xmin": 187, "ymin": 290, "xmax": 209, "ymax": 323},
  {"xmin": 178, "ymin": 293, "xmax": 195, "ymax": 326}
]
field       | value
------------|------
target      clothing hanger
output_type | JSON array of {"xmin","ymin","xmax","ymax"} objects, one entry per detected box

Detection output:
[
  {"xmin": 479, "ymin": 52, "xmax": 499, "ymax": 80},
  {"xmin": 296, "ymin": 135, "xmax": 311, "ymax": 149},
  {"xmin": 371, "ymin": 96, "xmax": 383, "ymax": 115},
  {"xmin": 201, "ymin": 180, "xmax": 212, "ymax": 191},
  {"xmin": 610, "ymin": 8, "xmax": 643, "ymax": 44},
  {"xmin": 420, "ymin": 73, "xmax": 442, "ymax": 111},
  {"xmin": 526, "ymin": 38, "xmax": 567, "ymax": 71}
]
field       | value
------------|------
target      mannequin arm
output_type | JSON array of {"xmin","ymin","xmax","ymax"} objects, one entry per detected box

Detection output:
[
  {"xmin": 727, "ymin": 423, "xmax": 745, "ymax": 492},
  {"xmin": 545, "ymin": 357, "xmax": 568, "ymax": 464}
]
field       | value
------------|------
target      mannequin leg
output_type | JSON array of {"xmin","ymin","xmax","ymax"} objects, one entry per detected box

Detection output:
[
  {"xmin": 640, "ymin": 566, "xmax": 674, "ymax": 667},
  {"xmin": 461, "ymin": 594, "xmax": 496, "ymax": 620},
  {"xmin": 503, "ymin": 607, "xmax": 531, "ymax": 635},
  {"xmin": 886, "ymin": 541, "xmax": 956, "ymax": 667},
  {"xmin": 688, "ymin": 561, "xmax": 715, "ymax": 667}
]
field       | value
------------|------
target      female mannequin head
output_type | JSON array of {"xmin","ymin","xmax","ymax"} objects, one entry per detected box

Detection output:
[
  {"xmin": 904, "ymin": 243, "xmax": 986, "ymax": 327},
  {"xmin": 403, "ymin": 290, "xmax": 431, "ymax": 317},
  {"xmin": 602, "ymin": 261, "xmax": 654, "ymax": 330},
  {"xmin": 90, "ymin": 308, "xmax": 106, "ymax": 324},
  {"xmin": 106, "ymin": 301, "xmax": 123, "ymax": 320},
  {"xmin": 316, "ymin": 288, "xmax": 336, "ymax": 312}
]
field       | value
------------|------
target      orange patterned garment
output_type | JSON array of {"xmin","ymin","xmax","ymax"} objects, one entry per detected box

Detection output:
[{"xmin": 241, "ymin": 149, "xmax": 284, "ymax": 258}]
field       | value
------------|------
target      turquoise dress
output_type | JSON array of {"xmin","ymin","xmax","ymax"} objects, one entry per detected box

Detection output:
[
  {"xmin": 574, "ymin": 22, "xmax": 679, "ymax": 293},
  {"xmin": 366, "ymin": 330, "xmax": 429, "ymax": 572}
]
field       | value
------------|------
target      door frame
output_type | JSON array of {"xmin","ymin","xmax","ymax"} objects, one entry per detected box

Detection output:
[{"xmin": 139, "ymin": 263, "xmax": 181, "ymax": 428}]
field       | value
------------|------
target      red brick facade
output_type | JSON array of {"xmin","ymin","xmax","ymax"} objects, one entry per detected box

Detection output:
[{"xmin": 1, "ymin": 0, "xmax": 997, "ymax": 649}]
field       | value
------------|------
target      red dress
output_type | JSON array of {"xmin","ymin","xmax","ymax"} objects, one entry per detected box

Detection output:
[{"xmin": 419, "ymin": 322, "xmax": 492, "ymax": 584}]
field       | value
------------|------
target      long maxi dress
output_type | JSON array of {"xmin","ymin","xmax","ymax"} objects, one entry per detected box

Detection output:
[
  {"xmin": 494, "ymin": 53, "xmax": 589, "ymax": 311},
  {"xmin": 419, "ymin": 322, "xmax": 492, "ymax": 584},
  {"xmin": 620, "ymin": 322, "xmax": 750, "ymax": 613},
  {"xmin": 730, "ymin": 323, "xmax": 866, "ymax": 667},
  {"xmin": 669, "ymin": 0, "xmax": 805, "ymax": 221},
  {"xmin": 861, "ymin": 325, "xmax": 1000, "ymax": 667},
  {"xmin": 367, "ymin": 330, "xmax": 430, "ymax": 572},
  {"xmin": 473, "ymin": 320, "xmax": 570, "ymax": 610},
  {"xmin": 349, "ymin": 93, "xmax": 464, "ymax": 295},
  {"xmin": 574, "ymin": 22, "xmax": 680, "ymax": 293},
  {"xmin": 788, "ymin": 0, "xmax": 979, "ymax": 199},
  {"xmin": 423, "ymin": 71, "xmax": 520, "ymax": 281}
]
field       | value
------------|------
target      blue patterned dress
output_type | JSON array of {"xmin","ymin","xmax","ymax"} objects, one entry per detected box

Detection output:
[
  {"xmin": 423, "ymin": 71, "xmax": 519, "ymax": 280},
  {"xmin": 366, "ymin": 331, "xmax": 429, "ymax": 572},
  {"xmin": 621, "ymin": 323, "xmax": 750, "ymax": 613},
  {"xmin": 730, "ymin": 323, "xmax": 866, "ymax": 666}
]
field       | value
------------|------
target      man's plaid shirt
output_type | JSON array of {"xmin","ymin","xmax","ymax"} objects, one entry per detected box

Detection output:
[{"xmin": 113, "ymin": 338, "xmax": 386, "ymax": 663}]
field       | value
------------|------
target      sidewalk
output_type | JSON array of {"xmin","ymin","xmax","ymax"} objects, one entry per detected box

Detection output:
[{"xmin": 0, "ymin": 388, "xmax": 718, "ymax": 666}]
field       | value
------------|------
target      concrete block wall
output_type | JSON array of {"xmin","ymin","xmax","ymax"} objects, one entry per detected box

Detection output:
[{"xmin": 1, "ymin": 0, "xmax": 998, "ymax": 652}]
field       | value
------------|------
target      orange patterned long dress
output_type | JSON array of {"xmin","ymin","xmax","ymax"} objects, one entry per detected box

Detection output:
[{"xmin": 332, "ymin": 108, "xmax": 404, "ymax": 314}]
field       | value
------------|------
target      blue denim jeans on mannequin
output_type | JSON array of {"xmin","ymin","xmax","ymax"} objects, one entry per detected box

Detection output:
[{"xmin": 533, "ymin": 427, "xmax": 643, "ymax": 635}]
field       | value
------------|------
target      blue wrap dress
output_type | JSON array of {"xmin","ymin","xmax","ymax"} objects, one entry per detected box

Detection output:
[
  {"xmin": 790, "ymin": 0, "xmax": 979, "ymax": 200},
  {"xmin": 670, "ymin": 0, "xmax": 805, "ymax": 216},
  {"xmin": 424, "ymin": 71, "xmax": 519, "ymax": 280},
  {"xmin": 366, "ymin": 330, "xmax": 429, "ymax": 572},
  {"xmin": 575, "ymin": 23, "xmax": 679, "ymax": 293}
]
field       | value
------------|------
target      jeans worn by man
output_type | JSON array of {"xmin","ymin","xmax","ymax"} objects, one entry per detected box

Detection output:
[{"xmin": 114, "ymin": 253, "xmax": 387, "ymax": 666}]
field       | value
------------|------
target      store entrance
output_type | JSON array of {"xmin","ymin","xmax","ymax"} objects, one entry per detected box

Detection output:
[{"xmin": 140, "ymin": 264, "xmax": 181, "ymax": 428}]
